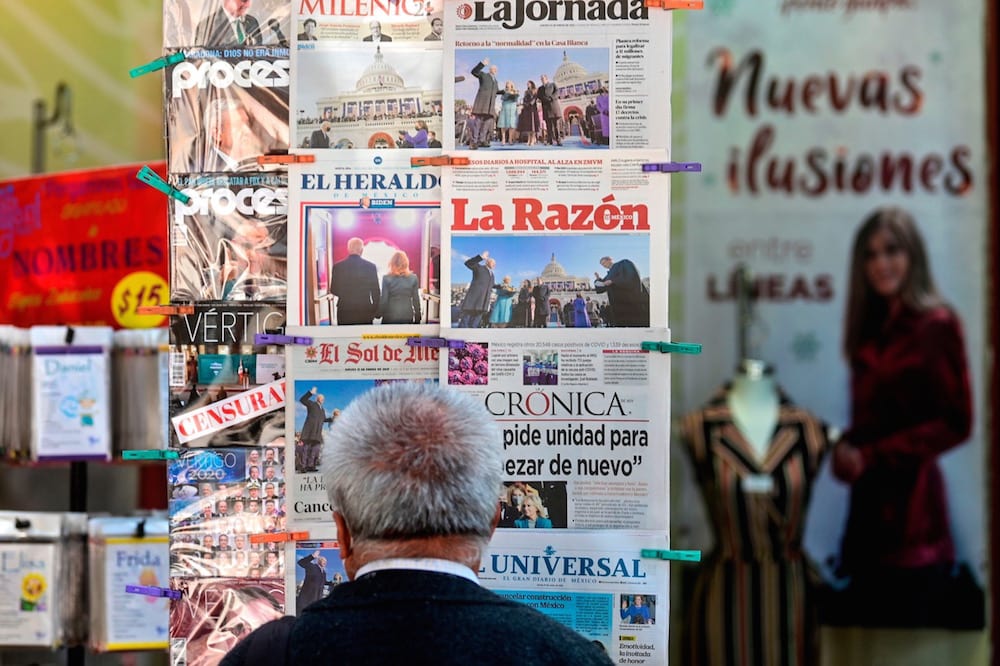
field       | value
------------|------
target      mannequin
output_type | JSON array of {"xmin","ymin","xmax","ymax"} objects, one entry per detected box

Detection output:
[
  {"xmin": 726, "ymin": 359, "xmax": 778, "ymax": 461},
  {"xmin": 680, "ymin": 370, "xmax": 830, "ymax": 666}
]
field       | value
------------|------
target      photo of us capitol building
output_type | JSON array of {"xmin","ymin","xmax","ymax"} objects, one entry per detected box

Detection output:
[
  {"xmin": 452, "ymin": 253, "xmax": 647, "ymax": 310},
  {"xmin": 296, "ymin": 46, "xmax": 443, "ymax": 149}
]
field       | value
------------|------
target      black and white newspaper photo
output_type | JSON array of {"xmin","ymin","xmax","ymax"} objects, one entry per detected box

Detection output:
[
  {"xmin": 444, "ymin": 0, "xmax": 670, "ymax": 151},
  {"xmin": 443, "ymin": 150, "xmax": 667, "ymax": 330},
  {"xmin": 441, "ymin": 328, "xmax": 669, "ymax": 532},
  {"xmin": 480, "ymin": 530, "xmax": 669, "ymax": 665},
  {"xmin": 287, "ymin": 153, "xmax": 442, "ymax": 326},
  {"xmin": 282, "ymin": 325, "xmax": 440, "ymax": 530}
]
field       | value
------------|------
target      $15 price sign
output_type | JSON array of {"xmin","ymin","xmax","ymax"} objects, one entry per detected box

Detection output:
[{"xmin": 111, "ymin": 271, "xmax": 170, "ymax": 328}]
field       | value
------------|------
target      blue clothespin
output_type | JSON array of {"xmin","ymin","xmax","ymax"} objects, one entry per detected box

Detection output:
[
  {"xmin": 406, "ymin": 337, "xmax": 465, "ymax": 349},
  {"xmin": 641, "ymin": 341, "xmax": 703, "ymax": 355},
  {"xmin": 641, "ymin": 161, "xmax": 702, "ymax": 173},
  {"xmin": 136, "ymin": 166, "xmax": 191, "ymax": 204},
  {"xmin": 126, "ymin": 584, "xmax": 182, "ymax": 599},
  {"xmin": 254, "ymin": 333, "xmax": 314, "ymax": 346},
  {"xmin": 123, "ymin": 449, "xmax": 180, "ymax": 461},
  {"xmin": 129, "ymin": 51, "xmax": 186, "ymax": 79},
  {"xmin": 640, "ymin": 549, "xmax": 702, "ymax": 562}
]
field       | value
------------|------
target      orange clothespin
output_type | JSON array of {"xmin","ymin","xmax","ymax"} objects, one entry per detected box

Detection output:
[
  {"xmin": 249, "ymin": 531, "xmax": 311, "ymax": 544},
  {"xmin": 257, "ymin": 154, "xmax": 317, "ymax": 165},
  {"xmin": 411, "ymin": 156, "xmax": 470, "ymax": 167},
  {"xmin": 136, "ymin": 305, "xmax": 194, "ymax": 315},
  {"xmin": 645, "ymin": 0, "xmax": 704, "ymax": 8}
]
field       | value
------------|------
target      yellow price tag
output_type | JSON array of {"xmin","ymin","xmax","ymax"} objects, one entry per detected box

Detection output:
[{"xmin": 111, "ymin": 271, "xmax": 170, "ymax": 328}]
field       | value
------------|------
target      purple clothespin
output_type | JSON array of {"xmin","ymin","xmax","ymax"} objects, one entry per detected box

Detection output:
[
  {"xmin": 406, "ymin": 337, "xmax": 466, "ymax": 349},
  {"xmin": 641, "ymin": 161, "xmax": 702, "ymax": 173},
  {"xmin": 254, "ymin": 333, "xmax": 314, "ymax": 346},
  {"xmin": 126, "ymin": 584, "xmax": 182, "ymax": 599}
]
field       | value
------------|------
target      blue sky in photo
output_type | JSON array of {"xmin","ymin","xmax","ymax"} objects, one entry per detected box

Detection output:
[
  {"xmin": 454, "ymin": 47, "xmax": 608, "ymax": 106},
  {"xmin": 450, "ymin": 234, "xmax": 649, "ymax": 284}
]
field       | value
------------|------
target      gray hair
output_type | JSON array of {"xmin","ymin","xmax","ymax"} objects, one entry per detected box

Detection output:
[{"xmin": 321, "ymin": 382, "xmax": 502, "ymax": 541}]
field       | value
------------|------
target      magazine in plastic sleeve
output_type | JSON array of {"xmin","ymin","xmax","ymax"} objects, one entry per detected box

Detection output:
[
  {"xmin": 165, "ymin": 47, "xmax": 290, "ymax": 175},
  {"xmin": 170, "ymin": 172, "xmax": 288, "ymax": 303}
]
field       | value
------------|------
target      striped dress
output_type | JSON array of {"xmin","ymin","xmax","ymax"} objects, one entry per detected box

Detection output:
[{"xmin": 681, "ymin": 387, "xmax": 829, "ymax": 666}]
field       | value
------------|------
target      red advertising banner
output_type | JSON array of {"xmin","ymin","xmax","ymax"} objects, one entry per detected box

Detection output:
[{"xmin": 0, "ymin": 162, "xmax": 170, "ymax": 328}]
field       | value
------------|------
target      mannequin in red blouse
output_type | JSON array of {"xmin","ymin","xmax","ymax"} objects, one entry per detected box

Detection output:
[{"xmin": 830, "ymin": 207, "xmax": 977, "ymax": 628}]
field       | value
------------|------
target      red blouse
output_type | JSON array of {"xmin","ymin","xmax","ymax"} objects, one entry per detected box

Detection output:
[{"xmin": 840, "ymin": 305, "xmax": 972, "ymax": 571}]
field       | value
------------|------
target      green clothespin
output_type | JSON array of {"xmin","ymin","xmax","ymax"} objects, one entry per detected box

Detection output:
[
  {"xmin": 129, "ymin": 51, "xmax": 186, "ymax": 79},
  {"xmin": 641, "ymin": 341, "xmax": 703, "ymax": 355},
  {"xmin": 640, "ymin": 549, "xmax": 702, "ymax": 562},
  {"xmin": 123, "ymin": 449, "xmax": 180, "ymax": 461},
  {"xmin": 136, "ymin": 166, "xmax": 191, "ymax": 205}
]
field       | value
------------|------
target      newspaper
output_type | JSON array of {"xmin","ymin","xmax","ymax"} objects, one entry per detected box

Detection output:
[
  {"xmin": 167, "ymin": 303, "xmax": 286, "ymax": 448},
  {"xmin": 442, "ymin": 328, "xmax": 669, "ymax": 532},
  {"xmin": 443, "ymin": 0, "xmax": 670, "ymax": 151},
  {"xmin": 165, "ymin": 46, "xmax": 290, "ymax": 175},
  {"xmin": 164, "ymin": 0, "xmax": 292, "ymax": 49},
  {"xmin": 291, "ymin": 0, "xmax": 445, "ymax": 151},
  {"xmin": 284, "ymin": 539, "xmax": 347, "ymax": 616},
  {"xmin": 287, "ymin": 153, "xmax": 442, "ymax": 326},
  {"xmin": 170, "ymin": 172, "xmax": 288, "ymax": 303},
  {"xmin": 481, "ymin": 531, "xmax": 669, "ymax": 665},
  {"xmin": 442, "ymin": 150, "xmax": 667, "ymax": 329},
  {"xmin": 282, "ymin": 325, "xmax": 440, "ymax": 529}
]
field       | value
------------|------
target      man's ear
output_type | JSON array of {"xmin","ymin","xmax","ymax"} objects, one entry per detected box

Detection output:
[{"xmin": 333, "ymin": 511, "xmax": 352, "ymax": 560}]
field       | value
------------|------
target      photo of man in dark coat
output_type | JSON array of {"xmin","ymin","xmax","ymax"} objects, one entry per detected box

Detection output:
[
  {"xmin": 457, "ymin": 252, "xmax": 495, "ymax": 328},
  {"xmin": 329, "ymin": 237, "xmax": 380, "ymax": 325},
  {"xmin": 469, "ymin": 58, "xmax": 500, "ymax": 148}
]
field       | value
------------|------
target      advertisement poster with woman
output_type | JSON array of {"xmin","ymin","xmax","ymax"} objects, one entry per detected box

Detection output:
[{"xmin": 674, "ymin": 0, "xmax": 988, "ymax": 638}]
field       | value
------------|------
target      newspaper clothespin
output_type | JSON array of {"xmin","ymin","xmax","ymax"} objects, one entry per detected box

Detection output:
[
  {"xmin": 249, "ymin": 531, "xmax": 310, "ymax": 544},
  {"xmin": 136, "ymin": 166, "xmax": 191, "ymax": 204},
  {"xmin": 406, "ymin": 337, "xmax": 466, "ymax": 349},
  {"xmin": 645, "ymin": 0, "xmax": 704, "ymax": 9},
  {"xmin": 410, "ymin": 156, "xmax": 470, "ymax": 167},
  {"xmin": 136, "ymin": 305, "xmax": 195, "ymax": 316},
  {"xmin": 641, "ymin": 161, "xmax": 703, "ymax": 173},
  {"xmin": 254, "ymin": 333, "xmax": 314, "ymax": 346},
  {"xmin": 641, "ymin": 341, "xmax": 703, "ymax": 355},
  {"xmin": 123, "ymin": 449, "xmax": 180, "ymax": 461},
  {"xmin": 640, "ymin": 549, "xmax": 702, "ymax": 562},
  {"xmin": 257, "ymin": 153, "xmax": 316, "ymax": 165},
  {"xmin": 129, "ymin": 51, "xmax": 186, "ymax": 79},
  {"xmin": 126, "ymin": 584, "xmax": 182, "ymax": 599}
]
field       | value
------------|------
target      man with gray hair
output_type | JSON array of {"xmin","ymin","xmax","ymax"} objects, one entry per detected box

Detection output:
[{"xmin": 221, "ymin": 382, "xmax": 613, "ymax": 665}]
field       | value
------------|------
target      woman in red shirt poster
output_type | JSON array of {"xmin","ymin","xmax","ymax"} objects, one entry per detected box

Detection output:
[{"xmin": 827, "ymin": 207, "xmax": 982, "ymax": 629}]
